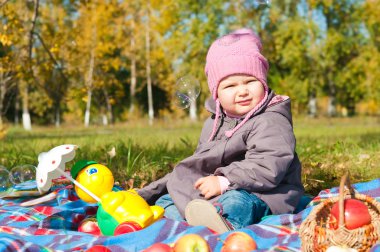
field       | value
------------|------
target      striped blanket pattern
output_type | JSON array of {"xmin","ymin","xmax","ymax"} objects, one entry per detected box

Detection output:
[{"xmin": 1, "ymin": 179, "xmax": 380, "ymax": 252}]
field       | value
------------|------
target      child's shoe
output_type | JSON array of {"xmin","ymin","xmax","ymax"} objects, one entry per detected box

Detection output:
[{"xmin": 185, "ymin": 199, "xmax": 233, "ymax": 234}]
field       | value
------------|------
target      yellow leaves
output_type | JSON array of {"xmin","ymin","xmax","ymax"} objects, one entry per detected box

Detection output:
[
  {"xmin": 109, "ymin": 98, "xmax": 116, "ymax": 105},
  {"xmin": 0, "ymin": 126, "xmax": 7, "ymax": 140},
  {"xmin": 50, "ymin": 44, "xmax": 60, "ymax": 54},
  {"xmin": 0, "ymin": 34, "xmax": 12, "ymax": 46}
]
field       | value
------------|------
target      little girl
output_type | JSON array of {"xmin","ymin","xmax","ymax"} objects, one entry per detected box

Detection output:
[{"xmin": 138, "ymin": 28, "xmax": 304, "ymax": 233}]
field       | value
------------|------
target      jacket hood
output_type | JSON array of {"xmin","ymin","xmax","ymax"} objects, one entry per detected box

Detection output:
[{"xmin": 265, "ymin": 94, "xmax": 293, "ymax": 126}]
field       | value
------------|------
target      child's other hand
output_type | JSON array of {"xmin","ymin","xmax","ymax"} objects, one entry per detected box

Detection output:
[{"xmin": 194, "ymin": 176, "xmax": 221, "ymax": 199}]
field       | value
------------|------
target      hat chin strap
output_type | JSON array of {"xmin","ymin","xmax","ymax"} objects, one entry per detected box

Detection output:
[
  {"xmin": 208, "ymin": 99, "xmax": 221, "ymax": 142},
  {"xmin": 208, "ymin": 82, "xmax": 268, "ymax": 141}
]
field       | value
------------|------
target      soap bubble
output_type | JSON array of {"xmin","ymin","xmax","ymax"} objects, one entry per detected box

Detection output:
[
  {"xmin": 9, "ymin": 165, "xmax": 36, "ymax": 185},
  {"xmin": 0, "ymin": 166, "xmax": 11, "ymax": 198},
  {"xmin": 174, "ymin": 92, "xmax": 193, "ymax": 109},
  {"xmin": 174, "ymin": 75, "xmax": 201, "ymax": 109}
]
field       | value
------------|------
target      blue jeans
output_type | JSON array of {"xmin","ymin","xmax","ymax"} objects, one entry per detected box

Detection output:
[
  {"xmin": 155, "ymin": 194, "xmax": 184, "ymax": 221},
  {"xmin": 155, "ymin": 190, "xmax": 271, "ymax": 229}
]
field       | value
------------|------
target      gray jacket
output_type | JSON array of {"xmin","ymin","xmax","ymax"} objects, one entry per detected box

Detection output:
[{"xmin": 138, "ymin": 90, "xmax": 304, "ymax": 217}]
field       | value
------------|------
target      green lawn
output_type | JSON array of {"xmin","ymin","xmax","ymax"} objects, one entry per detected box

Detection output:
[{"xmin": 1, "ymin": 117, "xmax": 380, "ymax": 195}]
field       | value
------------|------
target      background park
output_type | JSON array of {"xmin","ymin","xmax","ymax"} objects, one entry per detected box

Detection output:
[{"xmin": 1, "ymin": 0, "xmax": 380, "ymax": 196}]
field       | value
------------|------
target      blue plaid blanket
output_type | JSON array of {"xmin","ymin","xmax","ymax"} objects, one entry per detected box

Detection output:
[{"xmin": 1, "ymin": 179, "xmax": 380, "ymax": 252}]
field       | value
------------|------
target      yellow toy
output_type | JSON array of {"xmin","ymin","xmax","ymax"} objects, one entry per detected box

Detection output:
[{"xmin": 71, "ymin": 160, "xmax": 164, "ymax": 236}]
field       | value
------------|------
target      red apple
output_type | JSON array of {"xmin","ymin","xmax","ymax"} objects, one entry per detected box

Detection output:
[
  {"xmin": 114, "ymin": 221, "xmax": 142, "ymax": 235},
  {"xmin": 143, "ymin": 243, "xmax": 173, "ymax": 252},
  {"xmin": 173, "ymin": 234, "xmax": 210, "ymax": 252},
  {"xmin": 78, "ymin": 218, "xmax": 101, "ymax": 235},
  {"xmin": 85, "ymin": 245, "xmax": 111, "ymax": 252},
  {"xmin": 329, "ymin": 199, "xmax": 371, "ymax": 230},
  {"xmin": 72, "ymin": 213, "xmax": 86, "ymax": 224},
  {"xmin": 85, "ymin": 206, "xmax": 98, "ymax": 216},
  {"xmin": 221, "ymin": 231, "xmax": 257, "ymax": 252}
]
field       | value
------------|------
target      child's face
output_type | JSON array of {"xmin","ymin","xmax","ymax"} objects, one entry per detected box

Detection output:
[{"xmin": 217, "ymin": 74, "xmax": 265, "ymax": 117}]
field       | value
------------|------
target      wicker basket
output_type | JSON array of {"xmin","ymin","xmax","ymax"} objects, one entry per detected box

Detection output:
[{"xmin": 299, "ymin": 173, "xmax": 380, "ymax": 252}]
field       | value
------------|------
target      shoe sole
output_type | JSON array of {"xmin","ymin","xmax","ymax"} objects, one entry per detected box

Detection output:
[{"xmin": 185, "ymin": 199, "xmax": 232, "ymax": 234}]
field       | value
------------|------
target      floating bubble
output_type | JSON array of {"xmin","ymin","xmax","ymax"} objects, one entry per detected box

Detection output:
[
  {"xmin": 9, "ymin": 164, "xmax": 36, "ymax": 185},
  {"xmin": 0, "ymin": 166, "xmax": 11, "ymax": 198},
  {"xmin": 174, "ymin": 92, "xmax": 193, "ymax": 109},
  {"xmin": 174, "ymin": 75, "xmax": 201, "ymax": 109}
]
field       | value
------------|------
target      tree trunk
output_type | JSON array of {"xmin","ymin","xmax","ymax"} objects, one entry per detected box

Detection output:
[
  {"xmin": 22, "ymin": 85, "xmax": 32, "ymax": 131},
  {"xmin": 22, "ymin": 0, "xmax": 39, "ymax": 131},
  {"xmin": 189, "ymin": 100, "xmax": 197, "ymax": 121},
  {"xmin": 308, "ymin": 95, "xmax": 317, "ymax": 118},
  {"xmin": 327, "ymin": 78, "xmax": 337, "ymax": 117},
  {"xmin": 84, "ymin": 89, "xmax": 92, "ymax": 127},
  {"xmin": 101, "ymin": 109, "xmax": 108, "ymax": 126},
  {"xmin": 327, "ymin": 96, "xmax": 336, "ymax": 117},
  {"xmin": 129, "ymin": 19, "xmax": 137, "ymax": 115},
  {"xmin": 103, "ymin": 88, "xmax": 113, "ymax": 124},
  {"xmin": 307, "ymin": 7, "xmax": 317, "ymax": 118},
  {"xmin": 0, "ymin": 74, "xmax": 6, "ymax": 128},
  {"xmin": 146, "ymin": 2, "xmax": 154, "ymax": 125},
  {"xmin": 84, "ymin": 48, "xmax": 95, "ymax": 127},
  {"xmin": 0, "ymin": 100, "xmax": 3, "ymax": 130},
  {"xmin": 347, "ymin": 99, "xmax": 356, "ymax": 117},
  {"xmin": 55, "ymin": 104, "xmax": 60, "ymax": 127},
  {"xmin": 15, "ymin": 91, "xmax": 19, "ymax": 124}
]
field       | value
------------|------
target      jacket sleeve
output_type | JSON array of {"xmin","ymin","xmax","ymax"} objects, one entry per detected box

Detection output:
[
  {"xmin": 214, "ymin": 113, "xmax": 296, "ymax": 192},
  {"xmin": 138, "ymin": 116, "xmax": 213, "ymax": 204},
  {"xmin": 195, "ymin": 116, "xmax": 214, "ymax": 151},
  {"xmin": 137, "ymin": 172, "xmax": 171, "ymax": 205}
]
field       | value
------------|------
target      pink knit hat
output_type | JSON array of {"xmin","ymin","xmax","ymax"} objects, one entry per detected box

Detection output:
[{"xmin": 205, "ymin": 28, "xmax": 269, "ymax": 141}]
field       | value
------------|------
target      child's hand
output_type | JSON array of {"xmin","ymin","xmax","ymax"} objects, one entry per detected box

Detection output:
[{"xmin": 194, "ymin": 176, "xmax": 221, "ymax": 199}]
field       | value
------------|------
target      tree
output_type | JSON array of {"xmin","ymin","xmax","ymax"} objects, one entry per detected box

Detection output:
[
  {"xmin": 1, "ymin": 0, "xmax": 39, "ymax": 130},
  {"xmin": 310, "ymin": 0, "xmax": 364, "ymax": 116},
  {"xmin": 146, "ymin": 0, "xmax": 154, "ymax": 124},
  {"xmin": 0, "ymin": 54, "xmax": 16, "ymax": 128},
  {"xmin": 164, "ymin": 0, "xmax": 224, "ymax": 120},
  {"xmin": 29, "ymin": 1, "xmax": 77, "ymax": 126},
  {"xmin": 70, "ymin": 1, "xmax": 121, "ymax": 126},
  {"xmin": 360, "ymin": 0, "xmax": 380, "ymax": 113}
]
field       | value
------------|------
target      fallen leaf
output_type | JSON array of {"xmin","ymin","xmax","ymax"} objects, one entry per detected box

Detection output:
[{"xmin": 107, "ymin": 147, "xmax": 116, "ymax": 158}]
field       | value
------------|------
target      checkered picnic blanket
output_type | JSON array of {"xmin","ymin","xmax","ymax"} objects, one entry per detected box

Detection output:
[{"xmin": 1, "ymin": 179, "xmax": 380, "ymax": 252}]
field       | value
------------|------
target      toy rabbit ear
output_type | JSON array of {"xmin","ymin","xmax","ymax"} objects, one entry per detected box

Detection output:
[
  {"xmin": 43, "ymin": 153, "xmax": 62, "ymax": 173},
  {"xmin": 50, "ymin": 144, "xmax": 77, "ymax": 155},
  {"xmin": 48, "ymin": 163, "xmax": 66, "ymax": 181},
  {"xmin": 38, "ymin": 152, "xmax": 48, "ymax": 163},
  {"xmin": 36, "ymin": 168, "xmax": 51, "ymax": 194},
  {"xmin": 50, "ymin": 144, "xmax": 77, "ymax": 163}
]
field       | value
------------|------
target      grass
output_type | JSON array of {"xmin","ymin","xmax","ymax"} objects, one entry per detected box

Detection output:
[
  {"xmin": 295, "ymin": 117, "xmax": 380, "ymax": 195},
  {"xmin": 1, "ymin": 117, "xmax": 380, "ymax": 195}
]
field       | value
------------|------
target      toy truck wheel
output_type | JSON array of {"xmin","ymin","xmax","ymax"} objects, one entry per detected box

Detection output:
[{"xmin": 114, "ymin": 221, "xmax": 142, "ymax": 235}]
